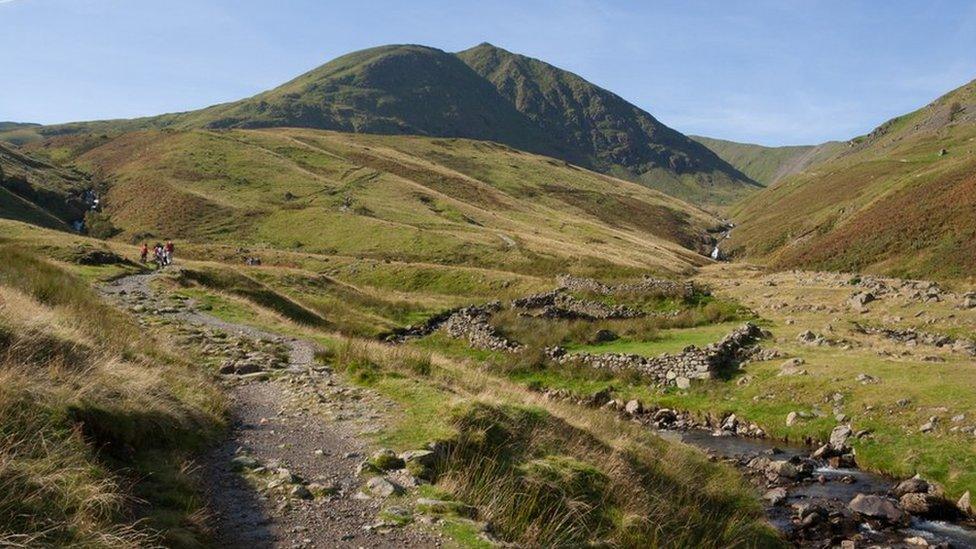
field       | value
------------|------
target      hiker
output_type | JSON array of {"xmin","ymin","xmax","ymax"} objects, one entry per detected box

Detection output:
[
  {"xmin": 164, "ymin": 240, "xmax": 175, "ymax": 265},
  {"xmin": 139, "ymin": 243, "xmax": 148, "ymax": 263},
  {"xmin": 153, "ymin": 243, "xmax": 165, "ymax": 269}
]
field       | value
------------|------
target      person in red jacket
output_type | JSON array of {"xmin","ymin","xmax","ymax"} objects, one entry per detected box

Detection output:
[
  {"xmin": 139, "ymin": 243, "xmax": 148, "ymax": 263},
  {"xmin": 164, "ymin": 241, "xmax": 175, "ymax": 265}
]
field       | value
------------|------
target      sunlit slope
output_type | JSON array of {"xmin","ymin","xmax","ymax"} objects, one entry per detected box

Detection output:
[
  {"xmin": 44, "ymin": 128, "xmax": 721, "ymax": 276},
  {"xmin": 729, "ymin": 78, "xmax": 976, "ymax": 279},
  {"xmin": 1, "ymin": 44, "xmax": 758, "ymax": 206},
  {"xmin": 691, "ymin": 136, "xmax": 844, "ymax": 186}
]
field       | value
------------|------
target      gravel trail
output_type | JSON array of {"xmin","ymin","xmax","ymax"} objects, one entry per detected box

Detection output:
[{"xmin": 100, "ymin": 271, "xmax": 441, "ymax": 548}]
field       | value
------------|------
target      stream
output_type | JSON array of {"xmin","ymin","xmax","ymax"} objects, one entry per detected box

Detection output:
[
  {"xmin": 658, "ymin": 429, "xmax": 976, "ymax": 547},
  {"xmin": 710, "ymin": 222, "xmax": 734, "ymax": 260}
]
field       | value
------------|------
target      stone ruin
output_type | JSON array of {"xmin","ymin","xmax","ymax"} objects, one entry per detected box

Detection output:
[
  {"xmin": 548, "ymin": 323, "xmax": 767, "ymax": 387},
  {"xmin": 852, "ymin": 323, "xmax": 976, "ymax": 356},
  {"xmin": 440, "ymin": 302, "xmax": 523, "ymax": 352},
  {"xmin": 556, "ymin": 274, "xmax": 696, "ymax": 300},
  {"xmin": 511, "ymin": 289, "xmax": 644, "ymax": 320}
]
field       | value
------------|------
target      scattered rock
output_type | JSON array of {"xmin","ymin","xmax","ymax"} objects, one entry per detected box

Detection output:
[
  {"xmin": 624, "ymin": 399, "xmax": 643, "ymax": 415},
  {"xmin": 829, "ymin": 424, "xmax": 853, "ymax": 453}
]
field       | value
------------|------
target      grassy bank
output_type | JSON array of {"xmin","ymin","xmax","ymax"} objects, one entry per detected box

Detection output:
[{"xmin": 0, "ymin": 245, "xmax": 224, "ymax": 547}]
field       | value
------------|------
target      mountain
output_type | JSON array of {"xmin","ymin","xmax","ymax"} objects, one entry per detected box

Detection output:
[
  {"xmin": 690, "ymin": 136, "xmax": 844, "ymax": 186},
  {"xmin": 0, "ymin": 142, "xmax": 89, "ymax": 230},
  {"xmin": 728, "ymin": 78, "xmax": 976, "ymax": 279},
  {"xmin": 24, "ymin": 128, "xmax": 722, "ymax": 276},
  {"xmin": 0, "ymin": 44, "xmax": 759, "ymax": 206}
]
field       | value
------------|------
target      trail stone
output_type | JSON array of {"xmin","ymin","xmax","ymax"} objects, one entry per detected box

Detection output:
[{"xmin": 364, "ymin": 476, "xmax": 401, "ymax": 498}]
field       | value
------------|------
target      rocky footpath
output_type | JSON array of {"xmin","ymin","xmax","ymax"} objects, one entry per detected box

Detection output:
[
  {"xmin": 547, "ymin": 323, "xmax": 767, "ymax": 388},
  {"xmin": 100, "ymin": 272, "xmax": 445, "ymax": 548}
]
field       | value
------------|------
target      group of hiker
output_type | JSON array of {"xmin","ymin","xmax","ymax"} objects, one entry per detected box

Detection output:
[{"xmin": 140, "ymin": 241, "xmax": 175, "ymax": 268}]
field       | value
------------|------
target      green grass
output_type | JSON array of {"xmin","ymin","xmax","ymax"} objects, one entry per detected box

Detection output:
[
  {"xmin": 0, "ymin": 245, "xmax": 224, "ymax": 547},
  {"xmin": 568, "ymin": 321, "xmax": 745, "ymax": 356}
]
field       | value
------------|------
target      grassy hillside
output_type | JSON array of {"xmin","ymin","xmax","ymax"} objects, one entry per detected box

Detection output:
[
  {"xmin": 27, "ymin": 128, "xmax": 721, "ymax": 278},
  {"xmin": 0, "ymin": 142, "xmax": 90, "ymax": 229},
  {"xmin": 691, "ymin": 135, "xmax": 844, "ymax": 186},
  {"xmin": 0, "ymin": 243, "xmax": 223, "ymax": 546},
  {"xmin": 729, "ymin": 78, "xmax": 976, "ymax": 279},
  {"xmin": 0, "ymin": 44, "xmax": 759, "ymax": 206}
]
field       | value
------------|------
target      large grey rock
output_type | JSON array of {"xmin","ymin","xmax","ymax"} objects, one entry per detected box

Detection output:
[
  {"xmin": 624, "ymin": 399, "xmax": 643, "ymax": 415},
  {"xmin": 365, "ymin": 476, "xmax": 402, "ymax": 498},
  {"xmin": 848, "ymin": 494, "xmax": 907, "ymax": 524},
  {"xmin": 767, "ymin": 460, "xmax": 799, "ymax": 479},
  {"xmin": 763, "ymin": 487, "xmax": 788, "ymax": 506},
  {"xmin": 893, "ymin": 476, "xmax": 929, "ymax": 497},
  {"xmin": 958, "ymin": 491, "xmax": 972, "ymax": 516},
  {"xmin": 829, "ymin": 424, "xmax": 853, "ymax": 452}
]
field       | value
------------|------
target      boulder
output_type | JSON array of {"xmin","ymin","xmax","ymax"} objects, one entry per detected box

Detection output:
[
  {"xmin": 829, "ymin": 424, "xmax": 853, "ymax": 452},
  {"xmin": 786, "ymin": 412, "xmax": 799, "ymax": 427},
  {"xmin": 848, "ymin": 292, "xmax": 876, "ymax": 310},
  {"xmin": 369, "ymin": 448, "xmax": 405, "ymax": 471},
  {"xmin": 893, "ymin": 476, "xmax": 930, "ymax": 497},
  {"xmin": 763, "ymin": 487, "xmax": 788, "ymax": 506},
  {"xmin": 767, "ymin": 460, "xmax": 799, "ymax": 479},
  {"xmin": 624, "ymin": 399, "xmax": 643, "ymax": 416},
  {"xmin": 958, "ymin": 491, "xmax": 972, "ymax": 516},
  {"xmin": 593, "ymin": 329, "xmax": 618, "ymax": 342},
  {"xmin": 675, "ymin": 376, "xmax": 691, "ymax": 390},
  {"xmin": 899, "ymin": 492, "xmax": 959, "ymax": 519},
  {"xmin": 848, "ymin": 494, "xmax": 907, "ymax": 524},
  {"xmin": 364, "ymin": 476, "xmax": 402, "ymax": 498}
]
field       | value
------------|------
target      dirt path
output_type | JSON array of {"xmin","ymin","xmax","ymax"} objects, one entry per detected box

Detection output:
[{"xmin": 100, "ymin": 272, "xmax": 442, "ymax": 548}]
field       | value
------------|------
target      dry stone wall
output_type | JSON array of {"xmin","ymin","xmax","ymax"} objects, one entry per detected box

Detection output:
[
  {"xmin": 439, "ymin": 302, "xmax": 523, "ymax": 352},
  {"xmin": 549, "ymin": 323, "xmax": 765, "ymax": 386},
  {"xmin": 556, "ymin": 275, "xmax": 696, "ymax": 299},
  {"xmin": 512, "ymin": 290, "xmax": 643, "ymax": 320}
]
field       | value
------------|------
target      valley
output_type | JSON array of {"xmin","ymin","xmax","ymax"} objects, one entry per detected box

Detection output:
[{"xmin": 2, "ymin": 27, "xmax": 976, "ymax": 549}]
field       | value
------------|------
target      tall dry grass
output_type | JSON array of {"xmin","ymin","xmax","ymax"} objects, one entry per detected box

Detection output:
[{"xmin": 0, "ymin": 245, "xmax": 224, "ymax": 547}]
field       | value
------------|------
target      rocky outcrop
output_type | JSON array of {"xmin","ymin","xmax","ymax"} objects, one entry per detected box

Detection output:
[{"xmin": 550, "ymin": 323, "xmax": 765, "ymax": 386}]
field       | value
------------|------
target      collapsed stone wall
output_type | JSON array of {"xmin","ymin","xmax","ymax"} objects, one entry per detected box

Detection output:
[
  {"xmin": 511, "ymin": 289, "xmax": 643, "ymax": 320},
  {"xmin": 549, "ymin": 323, "xmax": 765, "ymax": 386},
  {"xmin": 440, "ymin": 302, "xmax": 523, "ymax": 352},
  {"xmin": 556, "ymin": 275, "xmax": 696, "ymax": 299},
  {"xmin": 854, "ymin": 324, "xmax": 976, "ymax": 356}
]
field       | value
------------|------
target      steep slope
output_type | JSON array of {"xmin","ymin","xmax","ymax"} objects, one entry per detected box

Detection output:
[
  {"xmin": 37, "ymin": 128, "xmax": 721, "ymax": 277},
  {"xmin": 1, "ymin": 44, "xmax": 758, "ymax": 206},
  {"xmin": 690, "ymin": 136, "xmax": 844, "ymax": 185},
  {"xmin": 729, "ymin": 78, "xmax": 976, "ymax": 279},
  {"xmin": 0, "ymin": 142, "xmax": 90, "ymax": 230},
  {"xmin": 455, "ymin": 44, "xmax": 759, "ymax": 205}
]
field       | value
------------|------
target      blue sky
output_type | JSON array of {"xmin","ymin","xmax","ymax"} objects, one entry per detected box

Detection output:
[{"xmin": 2, "ymin": 0, "xmax": 975, "ymax": 145}]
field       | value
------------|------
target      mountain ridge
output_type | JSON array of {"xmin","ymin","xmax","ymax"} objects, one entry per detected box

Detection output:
[{"xmin": 0, "ymin": 43, "xmax": 759, "ymax": 206}]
